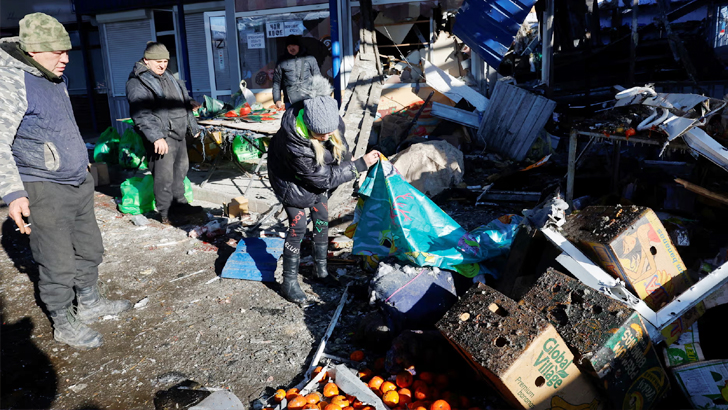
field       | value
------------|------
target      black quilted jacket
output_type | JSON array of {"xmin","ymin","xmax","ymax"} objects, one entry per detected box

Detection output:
[{"xmin": 268, "ymin": 101, "xmax": 366, "ymax": 208}]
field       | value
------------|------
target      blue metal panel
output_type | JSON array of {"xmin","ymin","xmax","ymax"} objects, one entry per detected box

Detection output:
[
  {"xmin": 452, "ymin": 0, "xmax": 537, "ymax": 69},
  {"xmin": 221, "ymin": 237, "xmax": 284, "ymax": 282}
]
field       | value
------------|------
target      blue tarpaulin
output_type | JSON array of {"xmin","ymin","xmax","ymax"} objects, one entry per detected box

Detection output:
[
  {"xmin": 221, "ymin": 237, "xmax": 284, "ymax": 282},
  {"xmin": 452, "ymin": 0, "xmax": 537, "ymax": 68}
]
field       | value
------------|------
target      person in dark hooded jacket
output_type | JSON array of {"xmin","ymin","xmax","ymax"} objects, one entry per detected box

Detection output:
[
  {"xmin": 272, "ymin": 35, "xmax": 320, "ymax": 109},
  {"xmin": 268, "ymin": 76, "xmax": 380, "ymax": 304},
  {"xmin": 126, "ymin": 42, "xmax": 201, "ymax": 224}
]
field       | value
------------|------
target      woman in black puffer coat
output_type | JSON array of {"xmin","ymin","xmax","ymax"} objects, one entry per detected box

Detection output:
[{"xmin": 268, "ymin": 76, "xmax": 380, "ymax": 305}]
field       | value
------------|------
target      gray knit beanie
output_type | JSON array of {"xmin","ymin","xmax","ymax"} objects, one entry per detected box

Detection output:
[
  {"xmin": 144, "ymin": 42, "xmax": 170, "ymax": 60},
  {"xmin": 303, "ymin": 96, "xmax": 339, "ymax": 134},
  {"xmin": 19, "ymin": 13, "xmax": 72, "ymax": 52}
]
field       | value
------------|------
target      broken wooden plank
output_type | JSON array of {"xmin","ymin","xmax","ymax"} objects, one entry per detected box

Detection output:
[
  {"xmin": 674, "ymin": 178, "xmax": 728, "ymax": 206},
  {"xmin": 430, "ymin": 102, "xmax": 480, "ymax": 128},
  {"xmin": 423, "ymin": 60, "xmax": 488, "ymax": 112}
]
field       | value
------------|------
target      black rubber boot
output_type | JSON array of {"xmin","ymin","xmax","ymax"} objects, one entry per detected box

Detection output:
[
  {"xmin": 76, "ymin": 284, "xmax": 132, "ymax": 324},
  {"xmin": 313, "ymin": 243, "xmax": 329, "ymax": 279},
  {"xmin": 49, "ymin": 306, "xmax": 104, "ymax": 349},
  {"xmin": 280, "ymin": 254, "xmax": 308, "ymax": 305}
]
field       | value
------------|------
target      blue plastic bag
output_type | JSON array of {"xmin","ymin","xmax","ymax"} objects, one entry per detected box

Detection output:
[{"xmin": 347, "ymin": 157, "xmax": 521, "ymax": 278}]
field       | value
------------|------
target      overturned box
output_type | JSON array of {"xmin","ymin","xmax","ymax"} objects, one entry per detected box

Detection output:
[
  {"xmin": 672, "ymin": 359, "xmax": 728, "ymax": 409},
  {"xmin": 436, "ymin": 283, "xmax": 604, "ymax": 410},
  {"xmin": 521, "ymin": 268, "xmax": 670, "ymax": 410},
  {"xmin": 561, "ymin": 206, "xmax": 704, "ymax": 344}
]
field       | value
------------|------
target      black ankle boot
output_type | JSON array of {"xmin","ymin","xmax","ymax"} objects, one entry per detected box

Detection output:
[
  {"xmin": 313, "ymin": 243, "xmax": 329, "ymax": 279},
  {"xmin": 280, "ymin": 254, "xmax": 308, "ymax": 305}
]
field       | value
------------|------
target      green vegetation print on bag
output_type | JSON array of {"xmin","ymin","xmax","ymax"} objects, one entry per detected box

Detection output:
[{"xmin": 118, "ymin": 175, "xmax": 194, "ymax": 215}]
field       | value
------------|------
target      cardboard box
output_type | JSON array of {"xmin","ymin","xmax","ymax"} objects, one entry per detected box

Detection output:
[
  {"xmin": 673, "ymin": 360, "xmax": 728, "ymax": 409},
  {"xmin": 521, "ymin": 268, "xmax": 670, "ymax": 410},
  {"xmin": 561, "ymin": 206, "xmax": 704, "ymax": 344},
  {"xmin": 436, "ymin": 283, "xmax": 604, "ymax": 410},
  {"xmin": 228, "ymin": 196, "xmax": 249, "ymax": 218},
  {"xmin": 663, "ymin": 323, "xmax": 704, "ymax": 368},
  {"xmin": 89, "ymin": 163, "xmax": 110, "ymax": 186}
]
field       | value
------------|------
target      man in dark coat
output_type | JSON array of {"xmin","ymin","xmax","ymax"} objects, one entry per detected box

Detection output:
[
  {"xmin": 126, "ymin": 42, "xmax": 200, "ymax": 224},
  {"xmin": 0, "ymin": 13, "xmax": 131, "ymax": 349},
  {"xmin": 272, "ymin": 35, "xmax": 321, "ymax": 109},
  {"xmin": 268, "ymin": 75, "xmax": 380, "ymax": 304}
]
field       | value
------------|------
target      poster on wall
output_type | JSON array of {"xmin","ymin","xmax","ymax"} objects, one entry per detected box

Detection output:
[
  {"xmin": 247, "ymin": 33, "xmax": 265, "ymax": 49},
  {"xmin": 284, "ymin": 21, "xmax": 304, "ymax": 36},
  {"xmin": 266, "ymin": 22, "xmax": 285, "ymax": 38}
]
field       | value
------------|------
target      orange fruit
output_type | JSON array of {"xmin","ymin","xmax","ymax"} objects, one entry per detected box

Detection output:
[
  {"xmin": 383, "ymin": 390, "xmax": 400, "ymax": 407},
  {"xmin": 318, "ymin": 401, "xmax": 330, "ymax": 410},
  {"xmin": 351, "ymin": 401, "xmax": 364, "ymax": 410},
  {"xmin": 414, "ymin": 386, "xmax": 429, "ymax": 401},
  {"xmin": 430, "ymin": 400, "xmax": 450, "ymax": 410},
  {"xmin": 368, "ymin": 376, "xmax": 384, "ymax": 391},
  {"xmin": 287, "ymin": 389, "xmax": 301, "ymax": 400},
  {"xmin": 305, "ymin": 404, "xmax": 319, "ymax": 410},
  {"xmin": 374, "ymin": 357, "xmax": 386, "ymax": 372},
  {"xmin": 289, "ymin": 395, "xmax": 308, "ymax": 410},
  {"xmin": 274, "ymin": 389, "xmax": 286, "ymax": 402},
  {"xmin": 381, "ymin": 381, "xmax": 397, "ymax": 394},
  {"xmin": 358, "ymin": 368, "xmax": 374, "ymax": 381},
  {"xmin": 411, "ymin": 380, "xmax": 427, "ymax": 392},
  {"xmin": 411, "ymin": 402, "xmax": 427, "ymax": 410},
  {"xmin": 434, "ymin": 374, "xmax": 449, "ymax": 389},
  {"xmin": 306, "ymin": 392, "xmax": 323, "ymax": 404},
  {"xmin": 324, "ymin": 404, "xmax": 342, "ymax": 410},
  {"xmin": 361, "ymin": 407, "xmax": 374, "ymax": 410},
  {"xmin": 323, "ymin": 382, "xmax": 340, "ymax": 398},
  {"xmin": 343, "ymin": 407, "xmax": 354, "ymax": 410},
  {"xmin": 398, "ymin": 388, "xmax": 412, "ymax": 404},
  {"xmin": 396, "ymin": 371, "xmax": 413, "ymax": 388},
  {"xmin": 350, "ymin": 350, "xmax": 365, "ymax": 362},
  {"xmin": 331, "ymin": 396, "xmax": 350, "ymax": 407},
  {"xmin": 418, "ymin": 372, "xmax": 435, "ymax": 385},
  {"xmin": 313, "ymin": 366, "xmax": 328, "ymax": 382}
]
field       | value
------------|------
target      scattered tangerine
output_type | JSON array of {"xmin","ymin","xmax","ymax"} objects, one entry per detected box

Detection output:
[
  {"xmin": 318, "ymin": 401, "xmax": 330, "ymax": 410},
  {"xmin": 396, "ymin": 371, "xmax": 413, "ymax": 388},
  {"xmin": 383, "ymin": 390, "xmax": 400, "ymax": 407},
  {"xmin": 304, "ymin": 404, "xmax": 319, "ymax": 410},
  {"xmin": 343, "ymin": 407, "xmax": 354, "ymax": 410},
  {"xmin": 323, "ymin": 382, "xmax": 340, "ymax": 398},
  {"xmin": 313, "ymin": 366, "xmax": 328, "ymax": 382},
  {"xmin": 287, "ymin": 388, "xmax": 301, "ymax": 400},
  {"xmin": 306, "ymin": 392, "xmax": 323, "ymax": 404},
  {"xmin": 411, "ymin": 402, "xmax": 427, "ymax": 410},
  {"xmin": 324, "ymin": 404, "xmax": 343, "ymax": 410},
  {"xmin": 289, "ymin": 395, "xmax": 308, "ymax": 410},
  {"xmin": 411, "ymin": 380, "xmax": 427, "ymax": 392},
  {"xmin": 331, "ymin": 396, "xmax": 350, "ymax": 407},
  {"xmin": 350, "ymin": 350, "xmax": 365, "ymax": 362},
  {"xmin": 358, "ymin": 368, "xmax": 374, "ymax": 381},
  {"xmin": 398, "ymin": 388, "xmax": 412, "ymax": 404},
  {"xmin": 274, "ymin": 389, "xmax": 286, "ymax": 403},
  {"xmin": 430, "ymin": 400, "xmax": 451, "ymax": 410},
  {"xmin": 418, "ymin": 372, "xmax": 435, "ymax": 385},
  {"xmin": 368, "ymin": 376, "xmax": 384, "ymax": 391},
  {"xmin": 414, "ymin": 386, "xmax": 429, "ymax": 401},
  {"xmin": 352, "ymin": 400, "xmax": 365, "ymax": 409},
  {"xmin": 381, "ymin": 381, "xmax": 397, "ymax": 394}
]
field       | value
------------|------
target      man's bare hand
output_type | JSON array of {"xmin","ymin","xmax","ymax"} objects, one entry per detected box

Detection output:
[
  {"xmin": 275, "ymin": 101, "xmax": 284, "ymax": 110},
  {"xmin": 361, "ymin": 150, "xmax": 381, "ymax": 167},
  {"xmin": 154, "ymin": 138, "xmax": 169, "ymax": 155},
  {"xmin": 9, "ymin": 197, "xmax": 31, "ymax": 235}
]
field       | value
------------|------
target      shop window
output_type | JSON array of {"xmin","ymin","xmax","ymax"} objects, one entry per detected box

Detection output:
[
  {"xmin": 717, "ymin": 6, "xmax": 728, "ymax": 48},
  {"xmin": 236, "ymin": 12, "xmax": 332, "ymax": 89}
]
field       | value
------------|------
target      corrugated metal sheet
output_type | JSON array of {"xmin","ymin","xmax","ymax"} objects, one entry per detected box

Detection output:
[
  {"xmin": 185, "ymin": 13, "xmax": 211, "ymax": 94},
  {"xmin": 477, "ymin": 79, "xmax": 556, "ymax": 161},
  {"xmin": 452, "ymin": 0, "xmax": 537, "ymax": 69}
]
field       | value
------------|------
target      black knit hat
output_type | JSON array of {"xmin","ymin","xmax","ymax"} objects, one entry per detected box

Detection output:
[{"xmin": 285, "ymin": 35, "xmax": 300, "ymax": 46}]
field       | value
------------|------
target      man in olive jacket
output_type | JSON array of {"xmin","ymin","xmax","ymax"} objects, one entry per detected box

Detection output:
[
  {"xmin": 0, "ymin": 13, "xmax": 131, "ymax": 349},
  {"xmin": 126, "ymin": 42, "xmax": 200, "ymax": 223}
]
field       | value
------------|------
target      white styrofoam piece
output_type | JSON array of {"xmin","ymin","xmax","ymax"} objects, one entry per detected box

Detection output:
[{"xmin": 423, "ymin": 60, "xmax": 488, "ymax": 112}]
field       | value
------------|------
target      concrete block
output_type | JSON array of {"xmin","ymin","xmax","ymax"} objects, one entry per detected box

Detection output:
[
  {"xmin": 561, "ymin": 205, "xmax": 704, "ymax": 344},
  {"xmin": 521, "ymin": 268, "xmax": 670, "ymax": 410},
  {"xmin": 436, "ymin": 282, "xmax": 604, "ymax": 410}
]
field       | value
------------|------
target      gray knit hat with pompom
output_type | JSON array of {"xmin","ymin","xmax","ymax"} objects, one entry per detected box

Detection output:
[{"xmin": 301, "ymin": 75, "xmax": 339, "ymax": 134}]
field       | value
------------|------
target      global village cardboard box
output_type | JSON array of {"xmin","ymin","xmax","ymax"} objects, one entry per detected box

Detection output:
[
  {"xmin": 663, "ymin": 323, "xmax": 705, "ymax": 368},
  {"xmin": 436, "ymin": 283, "xmax": 604, "ymax": 410},
  {"xmin": 561, "ymin": 205, "xmax": 704, "ymax": 344},
  {"xmin": 673, "ymin": 360, "xmax": 728, "ymax": 409},
  {"xmin": 521, "ymin": 268, "xmax": 670, "ymax": 410}
]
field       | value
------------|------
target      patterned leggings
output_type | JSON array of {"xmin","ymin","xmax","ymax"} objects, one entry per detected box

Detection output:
[{"xmin": 283, "ymin": 196, "xmax": 328, "ymax": 257}]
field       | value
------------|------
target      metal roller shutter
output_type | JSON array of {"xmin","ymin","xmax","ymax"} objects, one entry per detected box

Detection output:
[
  {"xmin": 185, "ymin": 13, "xmax": 211, "ymax": 93},
  {"xmin": 104, "ymin": 19, "xmax": 153, "ymax": 96}
]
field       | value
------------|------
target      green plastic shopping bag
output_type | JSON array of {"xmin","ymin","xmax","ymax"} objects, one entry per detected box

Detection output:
[{"xmin": 118, "ymin": 175, "xmax": 194, "ymax": 215}]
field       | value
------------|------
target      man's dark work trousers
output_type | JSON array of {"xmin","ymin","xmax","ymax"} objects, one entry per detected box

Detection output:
[
  {"xmin": 145, "ymin": 137, "xmax": 189, "ymax": 218},
  {"xmin": 25, "ymin": 172, "xmax": 104, "ymax": 312}
]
